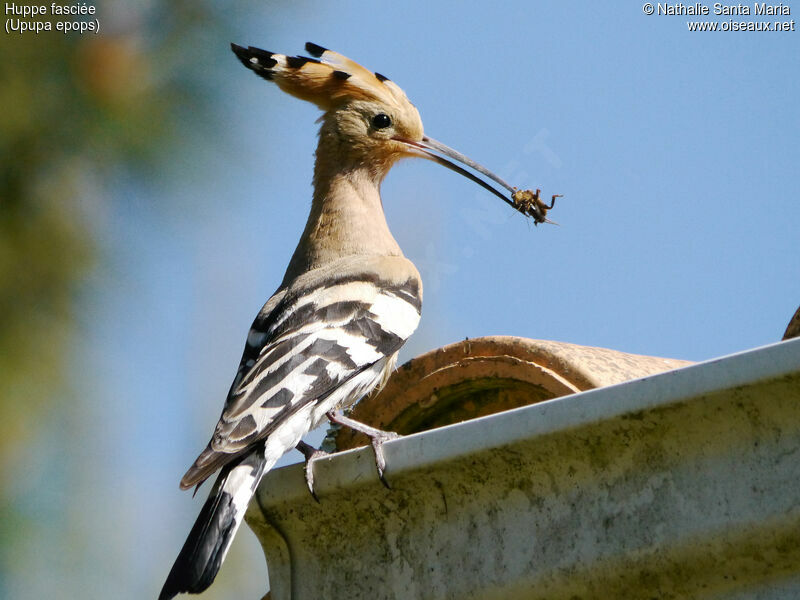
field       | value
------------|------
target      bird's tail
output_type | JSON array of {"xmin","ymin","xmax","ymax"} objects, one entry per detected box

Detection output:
[{"xmin": 159, "ymin": 447, "xmax": 267, "ymax": 600}]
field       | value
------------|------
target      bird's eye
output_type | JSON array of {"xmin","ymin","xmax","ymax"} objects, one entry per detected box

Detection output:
[{"xmin": 371, "ymin": 113, "xmax": 392, "ymax": 129}]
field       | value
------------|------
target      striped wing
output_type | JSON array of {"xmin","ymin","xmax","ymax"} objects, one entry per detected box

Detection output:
[{"xmin": 180, "ymin": 258, "xmax": 422, "ymax": 489}]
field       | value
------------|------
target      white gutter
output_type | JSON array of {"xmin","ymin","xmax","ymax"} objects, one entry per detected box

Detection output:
[{"xmin": 246, "ymin": 337, "xmax": 800, "ymax": 599}]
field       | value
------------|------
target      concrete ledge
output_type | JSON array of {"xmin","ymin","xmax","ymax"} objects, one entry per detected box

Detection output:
[{"xmin": 246, "ymin": 337, "xmax": 800, "ymax": 599}]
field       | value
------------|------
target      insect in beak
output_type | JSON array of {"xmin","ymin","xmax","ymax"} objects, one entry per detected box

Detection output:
[{"xmin": 395, "ymin": 135, "xmax": 560, "ymax": 225}]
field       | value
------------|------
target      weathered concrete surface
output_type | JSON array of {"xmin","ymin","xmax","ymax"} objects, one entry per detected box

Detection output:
[{"xmin": 247, "ymin": 338, "xmax": 800, "ymax": 600}]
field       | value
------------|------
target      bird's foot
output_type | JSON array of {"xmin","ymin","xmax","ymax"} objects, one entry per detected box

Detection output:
[
  {"xmin": 325, "ymin": 411, "xmax": 400, "ymax": 488},
  {"xmin": 295, "ymin": 440, "xmax": 329, "ymax": 502}
]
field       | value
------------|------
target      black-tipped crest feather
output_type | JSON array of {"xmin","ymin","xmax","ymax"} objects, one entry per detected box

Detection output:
[
  {"xmin": 230, "ymin": 44, "xmax": 276, "ymax": 81},
  {"xmin": 286, "ymin": 55, "xmax": 319, "ymax": 68},
  {"xmin": 229, "ymin": 41, "xmax": 415, "ymax": 110},
  {"xmin": 305, "ymin": 41, "xmax": 327, "ymax": 57}
]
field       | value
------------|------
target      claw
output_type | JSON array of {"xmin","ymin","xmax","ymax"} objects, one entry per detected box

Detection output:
[
  {"xmin": 370, "ymin": 430, "xmax": 400, "ymax": 488},
  {"xmin": 295, "ymin": 440, "xmax": 328, "ymax": 502},
  {"xmin": 326, "ymin": 411, "xmax": 400, "ymax": 487}
]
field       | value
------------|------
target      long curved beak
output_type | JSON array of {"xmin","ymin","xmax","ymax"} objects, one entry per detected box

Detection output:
[{"xmin": 395, "ymin": 135, "xmax": 556, "ymax": 224}]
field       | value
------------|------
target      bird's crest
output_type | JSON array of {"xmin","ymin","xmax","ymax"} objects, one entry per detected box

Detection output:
[{"xmin": 231, "ymin": 42, "xmax": 411, "ymax": 112}]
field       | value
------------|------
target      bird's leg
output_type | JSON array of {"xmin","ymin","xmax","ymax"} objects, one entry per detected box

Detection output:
[
  {"xmin": 326, "ymin": 411, "xmax": 400, "ymax": 488},
  {"xmin": 295, "ymin": 440, "xmax": 329, "ymax": 502}
]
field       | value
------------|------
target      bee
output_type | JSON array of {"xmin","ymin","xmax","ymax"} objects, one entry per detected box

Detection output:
[{"xmin": 511, "ymin": 188, "xmax": 562, "ymax": 225}]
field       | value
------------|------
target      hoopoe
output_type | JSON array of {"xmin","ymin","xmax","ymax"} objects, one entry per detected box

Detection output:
[{"xmin": 159, "ymin": 42, "xmax": 551, "ymax": 599}]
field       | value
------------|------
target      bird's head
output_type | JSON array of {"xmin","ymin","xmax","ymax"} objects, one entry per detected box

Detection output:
[
  {"xmin": 231, "ymin": 42, "xmax": 554, "ymax": 222},
  {"xmin": 231, "ymin": 42, "xmax": 424, "ymax": 173}
]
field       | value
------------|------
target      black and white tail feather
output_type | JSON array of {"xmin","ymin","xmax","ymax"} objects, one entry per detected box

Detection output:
[
  {"xmin": 159, "ymin": 449, "xmax": 266, "ymax": 600},
  {"xmin": 159, "ymin": 257, "xmax": 422, "ymax": 599}
]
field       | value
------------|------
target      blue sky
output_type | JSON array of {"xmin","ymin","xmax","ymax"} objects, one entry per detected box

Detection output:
[{"xmin": 9, "ymin": 2, "xmax": 799, "ymax": 599}]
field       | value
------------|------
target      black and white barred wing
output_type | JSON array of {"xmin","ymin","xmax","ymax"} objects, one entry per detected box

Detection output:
[{"xmin": 180, "ymin": 259, "xmax": 422, "ymax": 489}]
